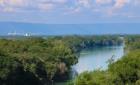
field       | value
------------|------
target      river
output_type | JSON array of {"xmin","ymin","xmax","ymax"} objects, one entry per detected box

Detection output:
[{"xmin": 55, "ymin": 45, "xmax": 124, "ymax": 85}]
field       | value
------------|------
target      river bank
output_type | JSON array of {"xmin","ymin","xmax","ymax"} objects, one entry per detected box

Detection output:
[{"xmin": 55, "ymin": 45, "xmax": 124, "ymax": 85}]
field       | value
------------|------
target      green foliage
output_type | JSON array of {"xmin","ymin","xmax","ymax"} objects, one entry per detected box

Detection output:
[
  {"xmin": 71, "ymin": 35, "xmax": 140, "ymax": 85},
  {"xmin": 0, "ymin": 35, "xmax": 124, "ymax": 85},
  {"xmin": 135, "ymin": 80, "xmax": 140, "ymax": 85},
  {"xmin": 73, "ymin": 71, "xmax": 113, "ymax": 85},
  {"xmin": 0, "ymin": 37, "xmax": 78, "ymax": 85},
  {"xmin": 109, "ymin": 50, "xmax": 140, "ymax": 85},
  {"xmin": 0, "ymin": 51, "xmax": 17, "ymax": 79},
  {"xmin": 60, "ymin": 35, "xmax": 123, "ymax": 52},
  {"xmin": 125, "ymin": 35, "xmax": 140, "ymax": 50}
]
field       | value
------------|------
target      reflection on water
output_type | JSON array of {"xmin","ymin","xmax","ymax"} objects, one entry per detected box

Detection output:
[
  {"xmin": 55, "ymin": 45, "xmax": 124, "ymax": 85},
  {"xmin": 73, "ymin": 45, "xmax": 124, "ymax": 74}
]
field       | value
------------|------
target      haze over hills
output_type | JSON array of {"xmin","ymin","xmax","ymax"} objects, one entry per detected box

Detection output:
[{"xmin": 0, "ymin": 22, "xmax": 140, "ymax": 35}]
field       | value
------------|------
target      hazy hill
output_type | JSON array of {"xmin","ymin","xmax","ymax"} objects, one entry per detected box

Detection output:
[{"xmin": 0, "ymin": 22, "xmax": 140, "ymax": 35}]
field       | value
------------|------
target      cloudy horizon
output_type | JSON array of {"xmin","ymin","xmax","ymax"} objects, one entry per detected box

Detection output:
[{"xmin": 0, "ymin": 0, "xmax": 140, "ymax": 24}]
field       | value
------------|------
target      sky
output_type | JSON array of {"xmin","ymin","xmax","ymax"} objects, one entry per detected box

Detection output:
[{"xmin": 0, "ymin": 0, "xmax": 140, "ymax": 24}]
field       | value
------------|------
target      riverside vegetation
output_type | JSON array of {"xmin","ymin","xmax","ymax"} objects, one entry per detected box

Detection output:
[
  {"xmin": 68, "ymin": 35, "xmax": 140, "ymax": 85},
  {"xmin": 0, "ymin": 35, "xmax": 125, "ymax": 85}
]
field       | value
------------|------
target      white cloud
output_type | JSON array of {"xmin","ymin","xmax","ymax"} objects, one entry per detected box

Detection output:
[
  {"xmin": 0, "ymin": 0, "xmax": 4, "ymax": 6},
  {"xmin": 77, "ymin": 0, "xmax": 91, "ymax": 8},
  {"xmin": 8, "ymin": 0, "xmax": 25, "ymax": 6},
  {"xmin": 106, "ymin": 0, "xmax": 130, "ymax": 16},
  {"xmin": 3, "ymin": 7, "xmax": 14, "ymax": 12},
  {"xmin": 63, "ymin": 0, "xmax": 92, "ymax": 14},
  {"xmin": 65, "ymin": 7, "xmax": 81, "ymax": 14},
  {"xmin": 96, "ymin": 0, "xmax": 112, "ymax": 5},
  {"xmin": 114, "ymin": 0, "xmax": 129, "ymax": 9},
  {"xmin": 0, "ymin": 0, "xmax": 139, "ymax": 18},
  {"xmin": 0, "ymin": 0, "xmax": 69, "ymax": 12},
  {"xmin": 0, "ymin": 0, "xmax": 26, "ymax": 7},
  {"xmin": 52, "ymin": 0, "xmax": 67, "ymax": 4},
  {"xmin": 0, "ymin": 0, "xmax": 27, "ymax": 12},
  {"xmin": 133, "ymin": 0, "xmax": 140, "ymax": 6},
  {"xmin": 38, "ymin": 3, "xmax": 54, "ymax": 11}
]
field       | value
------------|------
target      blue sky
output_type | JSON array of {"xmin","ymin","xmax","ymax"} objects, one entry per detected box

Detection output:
[{"xmin": 0, "ymin": 0, "xmax": 140, "ymax": 24}]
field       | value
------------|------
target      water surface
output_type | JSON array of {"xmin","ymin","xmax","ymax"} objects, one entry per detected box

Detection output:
[
  {"xmin": 55, "ymin": 45, "xmax": 124, "ymax": 85},
  {"xmin": 73, "ymin": 45, "xmax": 124, "ymax": 74}
]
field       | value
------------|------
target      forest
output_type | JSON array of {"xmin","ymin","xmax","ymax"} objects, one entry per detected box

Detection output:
[
  {"xmin": 0, "ymin": 35, "xmax": 123, "ymax": 85},
  {"xmin": 68, "ymin": 35, "xmax": 140, "ymax": 85}
]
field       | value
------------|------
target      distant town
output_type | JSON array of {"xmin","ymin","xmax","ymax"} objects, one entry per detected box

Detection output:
[{"xmin": 7, "ymin": 31, "xmax": 35, "ymax": 36}]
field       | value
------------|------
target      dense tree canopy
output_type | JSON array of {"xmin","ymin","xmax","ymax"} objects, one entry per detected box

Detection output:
[
  {"xmin": 69, "ymin": 35, "xmax": 140, "ymax": 85},
  {"xmin": 0, "ymin": 35, "xmax": 123, "ymax": 85},
  {"xmin": 0, "ymin": 37, "xmax": 78, "ymax": 85}
]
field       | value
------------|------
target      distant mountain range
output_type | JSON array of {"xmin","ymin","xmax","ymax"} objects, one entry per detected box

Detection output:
[{"xmin": 0, "ymin": 22, "xmax": 140, "ymax": 35}]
